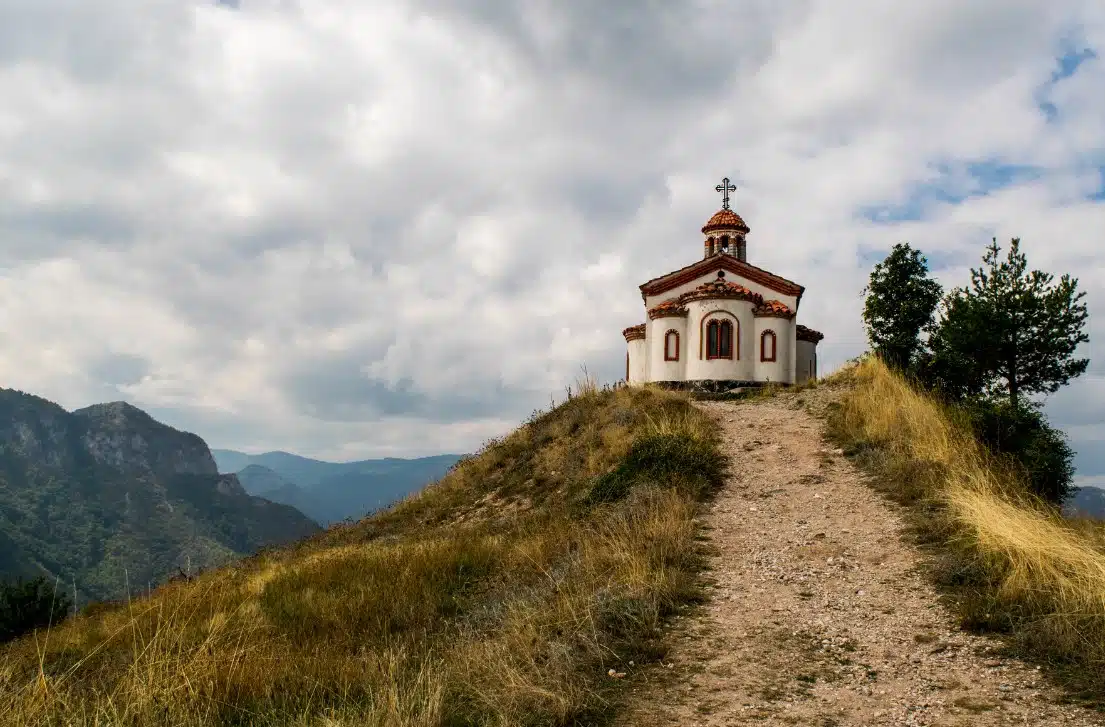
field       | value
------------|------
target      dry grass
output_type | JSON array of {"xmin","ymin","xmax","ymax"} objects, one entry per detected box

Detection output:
[
  {"xmin": 0, "ymin": 381, "xmax": 723, "ymax": 726},
  {"xmin": 825, "ymin": 357, "xmax": 1105, "ymax": 704}
]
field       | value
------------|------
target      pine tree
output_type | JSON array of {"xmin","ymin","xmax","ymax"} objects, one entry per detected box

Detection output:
[{"xmin": 938, "ymin": 238, "xmax": 1089, "ymax": 408}]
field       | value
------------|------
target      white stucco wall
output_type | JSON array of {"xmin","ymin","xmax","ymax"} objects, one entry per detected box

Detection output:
[
  {"xmin": 644, "ymin": 270, "xmax": 798, "ymax": 313},
  {"xmin": 682, "ymin": 299, "xmax": 757, "ymax": 381},
  {"xmin": 753, "ymin": 317, "xmax": 791, "ymax": 384},
  {"xmin": 647, "ymin": 316, "xmax": 688, "ymax": 382},
  {"xmin": 626, "ymin": 338, "xmax": 648, "ymax": 384},
  {"xmin": 796, "ymin": 340, "xmax": 818, "ymax": 384},
  {"xmin": 789, "ymin": 328, "xmax": 798, "ymax": 384}
]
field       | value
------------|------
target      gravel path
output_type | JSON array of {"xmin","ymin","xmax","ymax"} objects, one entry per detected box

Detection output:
[{"xmin": 617, "ymin": 392, "xmax": 1105, "ymax": 726}]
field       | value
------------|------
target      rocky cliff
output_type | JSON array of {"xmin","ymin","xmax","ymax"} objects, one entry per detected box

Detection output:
[{"xmin": 0, "ymin": 388, "xmax": 321, "ymax": 604}]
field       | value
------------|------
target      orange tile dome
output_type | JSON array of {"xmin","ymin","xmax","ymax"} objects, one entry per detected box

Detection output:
[
  {"xmin": 701, "ymin": 208, "xmax": 750, "ymax": 234},
  {"xmin": 753, "ymin": 299, "xmax": 794, "ymax": 318},
  {"xmin": 647, "ymin": 298, "xmax": 689, "ymax": 319},
  {"xmin": 679, "ymin": 278, "xmax": 760, "ymax": 304}
]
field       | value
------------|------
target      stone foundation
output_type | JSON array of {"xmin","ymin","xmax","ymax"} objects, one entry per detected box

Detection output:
[{"xmin": 651, "ymin": 379, "xmax": 790, "ymax": 395}]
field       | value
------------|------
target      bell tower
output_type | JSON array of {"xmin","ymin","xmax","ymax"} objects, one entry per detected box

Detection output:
[{"xmin": 701, "ymin": 176, "xmax": 750, "ymax": 261}]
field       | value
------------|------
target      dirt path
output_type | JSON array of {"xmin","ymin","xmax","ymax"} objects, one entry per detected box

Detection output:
[{"xmin": 617, "ymin": 391, "xmax": 1105, "ymax": 726}]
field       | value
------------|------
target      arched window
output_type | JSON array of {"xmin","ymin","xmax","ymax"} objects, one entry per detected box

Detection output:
[
  {"xmin": 706, "ymin": 319, "xmax": 735, "ymax": 360},
  {"xmin": 664, "ymin": 330, "xmax": 680, "ymax": 361},
  {"xmin": 760, "ymin": 330, "xmax": 777, "ymax": 362},
  {"xmin": 706, "ymin": 237, "xmax": 715, "ymax": 255},
  {"xmin": 720, "ymin": 235, "xmax": 730, "ymax": 254}
]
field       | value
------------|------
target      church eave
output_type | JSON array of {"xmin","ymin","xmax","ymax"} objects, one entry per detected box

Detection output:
[
  {"xmin": 796, "ymin": 324, "xmax": 824, "ymax": 343},
  {"xmin": 639, "ymin": 255, "xmax": 804, "ymax": 301}
]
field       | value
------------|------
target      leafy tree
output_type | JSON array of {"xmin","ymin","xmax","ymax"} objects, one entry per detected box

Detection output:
[
  {"xmin": 933, "ymin": 238, "xmax": 1089, "ymax": 408},
  {"xmin": 862, "ymin": 243, "xmax": 944, "ymax": 372},
  {"xmin": 0, "ymin": 575, "xmax": 70, "ymax": 644}
]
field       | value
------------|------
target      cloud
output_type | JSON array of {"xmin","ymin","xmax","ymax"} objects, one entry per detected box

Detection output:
[{"xmin": 0, "ymin": 0, "xmax": 1103, "ymax": 467}]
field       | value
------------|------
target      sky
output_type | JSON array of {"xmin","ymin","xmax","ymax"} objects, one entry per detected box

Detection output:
[{"xmin": 0, "ymin": 2, "xmax": 1103, "ymax": 481}]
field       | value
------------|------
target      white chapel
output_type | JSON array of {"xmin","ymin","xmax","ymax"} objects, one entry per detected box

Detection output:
[{"xmin": 623, "ymin": 178, "xmax": 823, "ymax": 389}]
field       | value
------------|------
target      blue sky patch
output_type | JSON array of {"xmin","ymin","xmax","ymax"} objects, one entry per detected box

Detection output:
[
  {"xmin": 855, "ymin": 243, "xmax": 971, "ymax": 277},
  {"xmin": 1093, "ymin": 168, "xmax": 1105, "ymax": 201},
  {"xmin": 1037, "ymin": 45, "xmax": 1097, "ymax": 122},
  {"xmin": 857, "ymin": 161, "xmax": 1042, "ymax": 224}
]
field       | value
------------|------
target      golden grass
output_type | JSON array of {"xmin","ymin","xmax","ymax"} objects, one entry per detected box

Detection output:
[
  {"xmin": 0, "ymin": 382, "xmax": 722, "ymax": 726},
  {"xmin": 827, "ymin": 357, "xmax": 1105, "ymax": 700}
]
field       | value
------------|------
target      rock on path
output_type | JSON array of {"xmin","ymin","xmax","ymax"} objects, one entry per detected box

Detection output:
[{"xmin": 616, "ymin": 393, "xmax": 1105, "ymax": 726}]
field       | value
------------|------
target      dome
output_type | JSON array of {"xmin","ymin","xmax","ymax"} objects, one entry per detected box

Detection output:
[{"xmin": 701, "ymin": 208, "xmax": 750, "ymax": 234}]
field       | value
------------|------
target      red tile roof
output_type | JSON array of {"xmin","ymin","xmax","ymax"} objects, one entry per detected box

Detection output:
[
  {"xmin": 679, "ymin": 279, "xmax": 760, "ymax": 304},
  {"xmin": 701, "ymin": 208, "xmax": 750, "ymax": 234},
  {"xmin": 796, "ymin": 324, "xmax": 824, "ymax": 343},
  {"xmin": 753, "ymin": 299, "xmax": 794, "ymax": 318},
  {"xmin": 647, "ymin": 298, "xmax": 688, "ymax": 319},
  {"xmin": 622, "ymin": 323, "xmax": 646, "ymax": 341}
]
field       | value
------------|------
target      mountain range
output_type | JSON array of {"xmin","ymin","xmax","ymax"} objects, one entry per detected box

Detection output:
[
  {"xmin": 211, "ymin": 449, "xmax": 464, "ymax": 525},
  {"xmin": 1064, "ymin": 486, "xmax": 1105, "ymax": 519},
  {"xmin": 0, "ymin": 388, "xmax": 320, "ymax": 604}
]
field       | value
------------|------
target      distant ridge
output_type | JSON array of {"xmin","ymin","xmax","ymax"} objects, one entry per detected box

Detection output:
[
  {"xmin": 1065, "ymin": 485, "xmax": 1105, "ymax": 519},
  {"xmin": 212, "ymin": 449, "xmax": 465, "ymax": 525}
]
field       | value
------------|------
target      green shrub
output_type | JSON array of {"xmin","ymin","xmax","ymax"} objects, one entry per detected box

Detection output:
[
  {"xmin": 586, "ymin": 433, "xmax": 725, "ymax": 506},
  {"xmin": 962, "ymin": 398, "xmax": 1075, "ymax": 506},
  {"xmin": 0, "ymin": 575, "xmax": 70, "ymax": 644}
]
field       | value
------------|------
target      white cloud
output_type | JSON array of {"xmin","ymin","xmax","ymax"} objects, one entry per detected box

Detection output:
[{"xmin": 0, "ymin": 0, "xmax": 1102, "ymax": 467}]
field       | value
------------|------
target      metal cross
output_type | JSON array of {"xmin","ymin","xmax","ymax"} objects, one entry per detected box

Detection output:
[{"xmin": 715, "ymin": 177, "xmax": 737, "ymax": 210}]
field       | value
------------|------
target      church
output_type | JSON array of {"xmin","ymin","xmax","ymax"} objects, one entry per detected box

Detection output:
[{"xmin": 623, "ymin": 178, "xmax": 823, "ymax": 389}]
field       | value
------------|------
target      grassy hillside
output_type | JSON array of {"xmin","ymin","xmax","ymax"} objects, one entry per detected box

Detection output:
[
  {"xmin": 0, "ymin": 381, "xmax": 724, "ymax": 726},
  {"xmin": 826, "ymin": 357, "xmax": 1105, "ymax": 705}
]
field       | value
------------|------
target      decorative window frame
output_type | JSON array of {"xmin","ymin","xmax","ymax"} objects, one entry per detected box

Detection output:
[
  {"xmin": 699, "ymin": 310, "xmax": 739, "ymax": 360},
  {"xmin": 760, "ymin": 330, "xmax": 777, "ymax": 362},
  {"xmin": 719, "ymin": 320, "xmax": 734, "ymax": 359},
  {"xmin": 664, "ymin": 329, "xmax": 680, "ymax": 361}
]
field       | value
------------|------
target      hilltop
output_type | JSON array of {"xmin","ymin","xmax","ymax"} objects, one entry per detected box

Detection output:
[
  {"xmin": 0, "ymin": 389, "xmax": 320, "ymax": 604},
  {"xmin": 5, "ymin": 365, "xmax": 1105, "ymax": 726}
]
